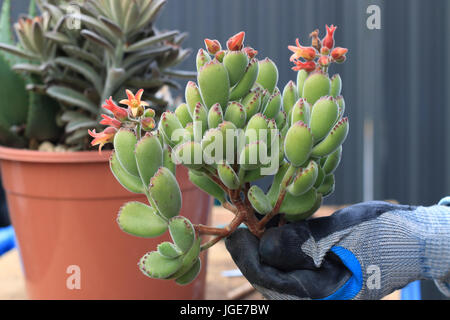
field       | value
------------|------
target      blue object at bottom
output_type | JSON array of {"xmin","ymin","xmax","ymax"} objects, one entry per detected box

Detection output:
[
  {"xmin": 0, "ymin": 226, "xmax": 15, "ymax": 256},
  {"xmin": 401, "ymin": 280, "xmax": 421, "ymax": 300}
]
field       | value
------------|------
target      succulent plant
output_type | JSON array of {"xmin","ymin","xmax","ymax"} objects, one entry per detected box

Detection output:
[
  {"xmin": 0, "ymin": 0, "xmax": 60, "ymax": 148},
  {"xmin": 91, "ymin": 27, "xmax": 349, "ymax": 285},
  {"xmin": 0, "ymin": 0, "xmax": 193, "ymax": 149}
]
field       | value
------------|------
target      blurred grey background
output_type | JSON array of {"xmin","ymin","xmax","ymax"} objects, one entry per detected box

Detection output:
[{"xmin": 2, "ymin": 0, "xmax": 449, "ymax": 206}]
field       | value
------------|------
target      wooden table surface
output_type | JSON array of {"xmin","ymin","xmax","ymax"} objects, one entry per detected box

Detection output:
[{"xmin": 0, "ymin": 205, "xmax": 399, "ymax": 300}]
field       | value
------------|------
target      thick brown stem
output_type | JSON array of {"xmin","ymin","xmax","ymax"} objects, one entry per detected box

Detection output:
[{"xmin": 194, "ymin": 224, "xmax": 228, "ymax": 236}]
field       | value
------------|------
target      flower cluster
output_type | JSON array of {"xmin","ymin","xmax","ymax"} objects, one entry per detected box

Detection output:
[
  {"xmin": 288, "ymin": 24, "xmax": 348, "ymax": 73},
  {"xmin": 88, "ymin": 89, "xmax": 155, "ymax": 151}
]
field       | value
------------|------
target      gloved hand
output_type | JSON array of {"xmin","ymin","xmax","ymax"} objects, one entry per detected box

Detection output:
[{"xmin": 225, "ymin": 198, "xmax": 450, "ymax": 300}]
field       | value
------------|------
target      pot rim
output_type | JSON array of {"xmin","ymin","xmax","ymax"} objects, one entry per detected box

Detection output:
[{"xmin": 0, "ymin": 145, "xmax": 111, "ymax": 163}]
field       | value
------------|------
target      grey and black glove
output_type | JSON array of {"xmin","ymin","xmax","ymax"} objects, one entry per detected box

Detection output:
[{"xmin": 225, "ymin": 198, "xmax": 450, "ymax": 300}]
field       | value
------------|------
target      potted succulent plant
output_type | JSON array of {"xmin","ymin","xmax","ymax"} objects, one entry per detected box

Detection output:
[
  {"xmin": 0, "ymin": 0, "xmax": 212, "ymax": 299},
  {"xmin": 94, "ymin": 26, "xmax": 349, "ymax": 285}
]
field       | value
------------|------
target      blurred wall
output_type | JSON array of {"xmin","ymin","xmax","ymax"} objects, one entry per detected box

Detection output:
[
  {"xmin": 158, "ymin": 0, "xmax": 450, "ymax": 206},
  {"xmin": 2, "ymin": 0, "xmax": 449, "ymax": 206}
]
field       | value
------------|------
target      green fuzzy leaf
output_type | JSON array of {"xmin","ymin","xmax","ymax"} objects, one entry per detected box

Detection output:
[
  {"xmin": 302, "ymin": 71, "xmax": 331, "ymax": 105},
  {"xmin": 280, "ymin": 188, "xmax": 318, "ymax": 215},
  {"xmin": 310, "ymin": 97, "xmax": 339, "ymax": 142},
  {"xmin": 248, "ymin": 185, "xmax": 272, "ymax": 215},
  {"xmin": 241, "ymin": 89, "xmax": 261, "ymax": 120},
  {"xmin": 284, "ymin": 121, "xmax": 313, "ymax": 167},
  {"xmin": 207, "ymin": 103, "xmax": 223, "ymax": 129},
  {"xmin": 163, "ymin": 147, "xmax": 176, "ymax": 175},
  {"xmin": 224, "ymin": 102, "xmax": 246, "ymax": 129},
  {"xmin": 282, "ymin": 80, "xmax": 297, "ymax": 116},
  {"xmin": 158, "ymin": 242, "xmax": 182, "ymax": 259},
  {"xmin": 188, "ymin": 170, "xmax": 226, "ymax": 204},
  {"xmin": 290, "ymin": 98, "xmax": 310, "ymax": 127},
  {"xmin": 149, "ymin": 167, "xmax": 182, "ymax": 219},
  {"xmin": 217, "ymin": 161, "xmax": 240, "ymax": 190},
  {"xmin": 113, "ymin": 129, "xmax": 139, "ymax": 176},
  {"xmin": 223, "ymin": 51, "xmax": 249, "ymax": 86},
  {"xmin": 118, "ymin": 201, "xmax": 168, "ymax": 238},
  {"xmin": 287, "ymin": 160, "xmax": 318, "ymax": 196},
  {"xmin": 296, "ymin": 69, "xmax": 308, "ymax": 98},
  {"xmin": 323, "ymin": 146, "xmax": 342, "ymax": 175},
  {"xmin": 256, "ymin": 58, "xmax": 278, "ymax": 94},
  {"xmin": 169, "ymin": 216, "xmax": 195, "ymax": 253},
  {"xmin": 110, "ymin": 152, "xmax": 144, "ymax": 194},
  {"xmin": 262, "ymin": 88, "xmax": 281, "ymax": 119},
  {"xmin": 317, "ymin": 174, "xmax": 335, "ymax": 197},
  {"xmin": 135, "ymin": 133, "xmax": 163, "ymax": 187},
  {"xmin": 198, "ymin": 60, "xmax": 230, "ymax": 109},
  {"xmin": 330, "ymin": 74, "xmax": 342, "ymax": 98},
  {"xmin": 311, "ymin": 118, "xmax": 349, "ymax": 157},
  {"xmin": 229, "ymin": 58, "xmax": 259, "ymax": 101},
  {"xmin": 169, "ymin": 237, "xmax": 201, "ymax": 279},
  {"xmin": 139, "ymin": 251, "xmax": 183, "ymax": 279},
  {"xmin": 176, "ymin": 258, "xmax": 201, "ymax": 285}
]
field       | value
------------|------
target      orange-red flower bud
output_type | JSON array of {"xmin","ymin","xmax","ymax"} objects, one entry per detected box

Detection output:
[
  {"xmin": 141, "ymin": 117, "xmax": 156, "ymax": 131},
  {"xmin": 88, "ymin": 127, "xmax": 117, "ymax": 152},
  {"xmin": 288, "ymin": 39, "xmax": 317, "ymax": 61},
  {"xmin": 322, "ymin": 24, "xmax": 337, "ymax": 50},
  {"xmin": 318, "ymin": 55, "xmax": 331, "ymax": 67},
  {"xmin": 215, "ymin": 50, "xmax": 225, "ymax": 62},
  {"xmin": 144, "ymin": 108, "xmax": 156, "ymax": 118},
  {"xmin": 292, "ymin": 60, "xmax": 316, "ymax": 72},
  {"xmin": 100, "ymin": 114, "xmax": 121, "ymax": 129},
  {"xmin": 204, "ymin": 38, "xmax": 221, "ymax": 55},
  {"xmin": 243, "ymin": 46, "xmax": 258, "ymax": 59},
  {"xmin": 102, "ymin": 97, "xmax": 128, "ymax": 121},
  {"xmin": 320, "ymin": 46, "xmax": 330, "ymax": 55},
  {"xmin": 227, "ymin": 31, "xmax": 245, "ymax": 51},
  {"xmin": 331, "ymin": 47, "xmax": 348, "ymax": 60}
]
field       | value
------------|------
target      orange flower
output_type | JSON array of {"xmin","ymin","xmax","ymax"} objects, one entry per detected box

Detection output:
[
  {"xmin": 243, "ymin": 47, "xmax": 258, "ymax": 59},
  {"xmin": 292, "ymin": 60, "xmax": 316, "ymax": 72},
  {"xmin": 322, "ymin": 24, "xmax": 337, "ymax": 50},
  {"xmin": 119, "ymin": 89, "xmax": 149, "ymax": 117},
  {"xmin": 204, "ymin": 38, "xmax": 221, "ymax": 54},
  {"xmin": 288, "ymin": 39, "xmax": 317, "ymax": 61},
  {"xmin": 102, "ymin": 97, "xmax": 128, "ymax": 121},
  {"xmin": 226, "ymin": 31, "xmax": 245, "ymax": 51},
  {"xmin": 88, "ymin": 127, "xmax": 117, "ymax": 152},
  {"xmin": 100, "ymin": 114, "xmax": 121, "ymax": 129},
  {"xmin": 331, "ymin": 47, "xmax": 348, "ymax": 60}
]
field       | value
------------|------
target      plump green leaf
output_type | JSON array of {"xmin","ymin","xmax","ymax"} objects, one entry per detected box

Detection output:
[
  {"xmin": 118, "ymin": 201, "xmax": 168, "ymax": 238},
  {"xmin": 149, "ymin": 167, "xmax": 182, "ymax": 219},
  {"xmin": 169, "ymin": 216, "xmax": 195, "ymax": 253},
  {"xmin": 110, "ymin": 152, "xmax": 144, "ymax": 194},
  {"xmin": 139, "ymin": 251, "xmax": 183, "ymax": 279}
]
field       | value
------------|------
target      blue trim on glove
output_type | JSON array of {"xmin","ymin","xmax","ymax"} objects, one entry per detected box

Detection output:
[
  {"xmin": 438, "ymin": 197, "xmax": 450, "ymax": 206},
  {"xmin": 319, "ymin": 246, "xmax": 363, "ymax": 300},
  {"xmin": 0, "ymin": 226, "xmax": 15, "ymax": 256}
]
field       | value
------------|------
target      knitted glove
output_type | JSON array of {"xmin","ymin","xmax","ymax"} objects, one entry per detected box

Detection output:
[{"xmin": 225, "ymin": 198, "xmax": 450, "ymax": 299}]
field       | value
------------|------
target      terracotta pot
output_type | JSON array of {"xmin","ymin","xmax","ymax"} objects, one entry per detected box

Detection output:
[{"xmin": 0, "ymin": 146, "xmax": 212, "ymax": 300}]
